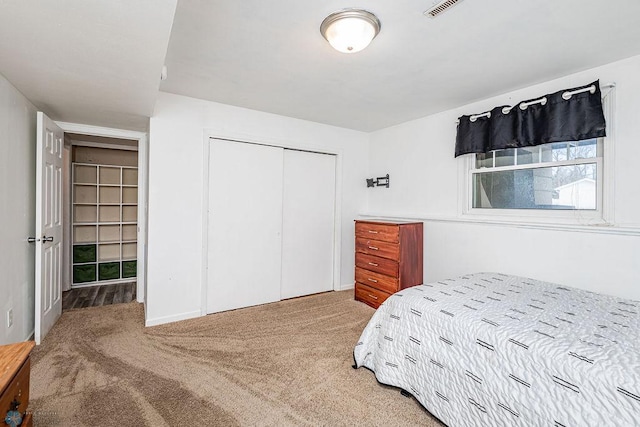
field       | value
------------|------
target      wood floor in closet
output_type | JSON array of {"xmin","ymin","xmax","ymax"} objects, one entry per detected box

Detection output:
[{"xmin": 62, "ymin": 282, "xmax": 137, "ymax": 310}]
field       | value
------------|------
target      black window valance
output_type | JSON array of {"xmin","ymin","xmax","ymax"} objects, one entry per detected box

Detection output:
[{"xmin": 455, "ymin": 80, "xmax": 606, "ymax": 157}]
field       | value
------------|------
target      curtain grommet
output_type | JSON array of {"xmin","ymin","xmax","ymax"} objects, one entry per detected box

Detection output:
[
  {"xmin": 562, "ymin": 84, "xmax": 597, "ymax": 101},
  {"xmin": 470, "ymin": 112, "xmax": 491, "ymax": 122}
]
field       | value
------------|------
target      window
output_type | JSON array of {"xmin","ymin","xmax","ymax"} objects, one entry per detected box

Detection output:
[
  {"xmin": 472, "ymin": 139, "xmax": 601, "ymax": 210},
  {"xmin": 460, "ymin": 83, "xmax": 613, "ymax": 224}
]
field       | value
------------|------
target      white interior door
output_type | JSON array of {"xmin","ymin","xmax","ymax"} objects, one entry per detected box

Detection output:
[
  {"xmin": 281, "ymin": 150, "xmax": 336, "ymax": 299},
  {"xmin": 207, "ymin": 139, "xmax": 284, "ymax": 313},
  {"xmin": 35, "ymin": 112, "xmax": 64, "ymax": 344}
]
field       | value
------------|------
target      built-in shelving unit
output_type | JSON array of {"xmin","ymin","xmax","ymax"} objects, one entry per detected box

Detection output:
[{"xmin": 72, "ymin": 163, "xmax": 138, "ymax": 286}]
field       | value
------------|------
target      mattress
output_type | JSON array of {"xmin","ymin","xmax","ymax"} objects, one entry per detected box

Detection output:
[{"xmin": 354, "ymin": 272, "xmax": 640, "ymax": 426}]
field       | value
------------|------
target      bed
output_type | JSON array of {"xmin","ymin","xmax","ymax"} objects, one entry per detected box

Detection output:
[{"xmin": 354, "ymin": 272, "xmax": 640, "ymax": 426}]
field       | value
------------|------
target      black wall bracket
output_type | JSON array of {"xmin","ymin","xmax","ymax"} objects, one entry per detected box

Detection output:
[{"xmin": 366, "ymin": 174, "xmax": 389, "ymax": 188}]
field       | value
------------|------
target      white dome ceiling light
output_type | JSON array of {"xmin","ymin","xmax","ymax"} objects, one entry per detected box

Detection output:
[{"xmin": 320, "ymin": 9, "xmax": 381, "ymax": 54}]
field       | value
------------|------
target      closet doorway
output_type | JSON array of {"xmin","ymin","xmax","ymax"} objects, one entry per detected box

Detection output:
[
  {"xmin": 63, "ymin": 135, "xmax": 140, "ymax": 309},
  {"xmin": 205, "ymin": 138, "xmax": 337, "ymax": 314}
]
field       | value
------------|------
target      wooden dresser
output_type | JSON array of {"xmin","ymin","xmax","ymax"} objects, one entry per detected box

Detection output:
[
  {"xmin": 0, "ymin": 341, "xmax": 35, "ymax": 427},
  {"xmin": 354, "ymin": 220, "xmax": 423, "ymax": 309}
]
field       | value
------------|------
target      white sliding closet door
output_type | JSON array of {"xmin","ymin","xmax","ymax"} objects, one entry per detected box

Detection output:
[
  {"xmin": 281, "ymin": 150, "xmax": 336, "ymax": 299},
  {"xmin": 207, "ymin": 139, "xmax": 284, "ymax": 313}
]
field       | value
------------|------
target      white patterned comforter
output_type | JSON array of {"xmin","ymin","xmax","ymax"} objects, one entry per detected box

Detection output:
[{"xmin": 354, "ymin": 273, "xmax": 640, "ymax": 426}]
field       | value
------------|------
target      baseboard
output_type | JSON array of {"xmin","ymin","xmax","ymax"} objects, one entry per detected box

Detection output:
[
  {"xmin": 339, "ymin": 283, "xmax": 355, "ymax": 291},
  {"xmin": 145, "ymin": 310, "xmax": 201, "ymax": 327}
]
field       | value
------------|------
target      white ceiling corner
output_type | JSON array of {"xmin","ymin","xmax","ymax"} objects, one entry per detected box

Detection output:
[
  {"xmin": 2, "ymin": 0, "xmax": 640, "ymax": 133},
  {"xmin": 0, "ymin": 0, "xmax": 178, "ymax": 132}
]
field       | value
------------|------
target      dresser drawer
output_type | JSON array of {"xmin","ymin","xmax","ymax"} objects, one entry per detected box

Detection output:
[
  {"xmin": 355, "ymin": 222, "xmax": 399, "ymax": 243},
  {"xmin": 355, "ymin": 267, "xmax": 398, "ymax": 294},
  {"xmin": 0, "ymin": 358, "xmax": 30, "ymax": 424},
  {"xmin": 355, "ymin": 237, "xmax": 399, "ymax": 261},
  {"xmin": 355, "ymin": 252, "xmax": 398, "ymax": 277},
  {"xmin": 355, "ymin": 283, "xmax": 392, "ymax": 309}
]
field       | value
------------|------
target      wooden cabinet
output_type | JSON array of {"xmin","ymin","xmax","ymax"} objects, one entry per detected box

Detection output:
[
  {"xmin": 354, "ymin": 220, "xmax": 423, "ymax": 309},
  {"xmin": 0, "ymin": 342, "xmax": 35, "ymax": 427}
]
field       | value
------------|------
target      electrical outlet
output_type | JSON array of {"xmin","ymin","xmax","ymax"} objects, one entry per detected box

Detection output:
[{"xmin": 6, "ymin": 309, "xmax": 13, "ymax": 328}]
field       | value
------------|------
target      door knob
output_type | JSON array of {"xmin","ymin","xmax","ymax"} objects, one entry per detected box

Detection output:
[
  {"xmin": 42, "ymin": 236, "xmax": 54, "ymax": 242},
  {"xmin": 27, "ymin": 237, "xmax": 40, "ymax": 243}
]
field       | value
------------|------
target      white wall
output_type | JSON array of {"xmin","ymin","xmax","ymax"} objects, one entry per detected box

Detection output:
[
  {"xmin": 367, "ymin": 54, "xmax": 640, "ymax": 300},
  {"xmin": 147, "ymin": 93, "xmax": 369, "ymax": 326},
  {"xmin": 0, "ymin": 73, "xmax": 37, "ymax": 344}
]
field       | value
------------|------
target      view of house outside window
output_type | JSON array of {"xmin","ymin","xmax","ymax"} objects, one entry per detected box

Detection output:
[{"xmin": 472, "ymin": 139, "xmax": 600, "ymax": 210}]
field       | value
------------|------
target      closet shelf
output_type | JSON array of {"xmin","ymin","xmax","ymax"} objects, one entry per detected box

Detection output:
[
  {"xmin": 72, "ymin": 221, "xmax": 137, "ymax": 226},
  {"xmin": 72, "ymin": 161, "xmax": 138, "ymax": 286}
]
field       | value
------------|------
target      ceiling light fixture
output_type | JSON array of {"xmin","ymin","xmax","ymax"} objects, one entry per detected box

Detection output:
[{"xmin": 320, "ymin": 9, "xmax": 381, "ymax": 54}]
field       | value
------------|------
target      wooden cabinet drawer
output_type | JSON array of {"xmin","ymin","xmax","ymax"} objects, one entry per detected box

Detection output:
[
  {"xmin": 355, "ymin": 252, "xmax": 398, "ymax": 277},
  {"xmin": 355, "ymin": 283, "xmax": 391, "ymax": 308},
  {"xmin": 355, "ymin": 222, "xmax": 399, "ymax": 243},
  {"xmin": 355, "ymin": 237, "xmax": 399, "ymax": 261},
  {"xmin": 0, "ymin": 358, "xmax": 30, "ymax": 424},
  {"xmin": 355, "ymin": 267, "xmax": 398, "ymax": 294}
]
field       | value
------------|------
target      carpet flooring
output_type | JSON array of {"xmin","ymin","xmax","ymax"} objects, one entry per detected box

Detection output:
[{"xmin": 30, "ymin": 290, "xmax": 443, "ymax": 426}]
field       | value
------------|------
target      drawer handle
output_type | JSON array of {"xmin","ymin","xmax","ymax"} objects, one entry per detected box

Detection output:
[
  {"xmin": 368, "ymin": 246, "xmax": 379, "ymax": 250},
  {"xmin": 368, "ymin": 278, "xmax": 378, "ymax": 283},
  {"xmin": 368, "ymin": 230, "xmax": 378, "ymax": 234},
  {"xmin": 368, "ymin": 262, "xmax": 378, "ymax": 267},
  {"xmin": 368, "ymin": 294, "xmax": 378, "ymax": 300}
]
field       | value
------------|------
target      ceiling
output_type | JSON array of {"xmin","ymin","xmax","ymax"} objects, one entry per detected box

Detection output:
[
  {"xmin": 0, "ymin": 0, "xmax": 177, "ymax": 132},
  {"xmin": 2, "ymin": 1, "xmax": 640, "ymax": 132}
]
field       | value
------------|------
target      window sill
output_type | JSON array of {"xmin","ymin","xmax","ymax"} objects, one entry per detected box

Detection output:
[
  {"xmin": 359, "ymin": 212, "xmax": 640, "ymax": 236},
  {"xmin": 461, "ymin": 207, "xmax": 608, "ymax": 226}
]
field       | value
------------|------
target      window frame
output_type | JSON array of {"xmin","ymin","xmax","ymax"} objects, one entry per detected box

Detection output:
[{"xmin": 459, "ymin": 86, "xmax": 615, "ymax": 226}]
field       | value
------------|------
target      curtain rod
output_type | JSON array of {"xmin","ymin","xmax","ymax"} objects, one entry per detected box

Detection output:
[{"xmin": 456, "ymin": 82, "xmax": 616, "ymax": 124}]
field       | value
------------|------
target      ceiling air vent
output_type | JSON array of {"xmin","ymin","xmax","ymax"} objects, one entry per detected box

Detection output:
[{"xmin": 424, "ymin": 0, "xmax": 464, "ymax": 18}]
